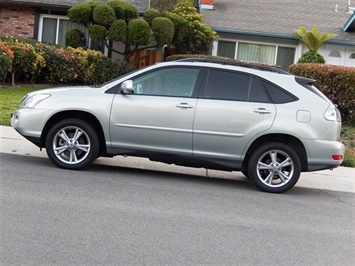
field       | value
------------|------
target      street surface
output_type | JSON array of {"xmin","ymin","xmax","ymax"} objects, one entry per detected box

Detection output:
[{"xmin": 1, "ymin": 152, "xmax": 354, "ymax": 265}]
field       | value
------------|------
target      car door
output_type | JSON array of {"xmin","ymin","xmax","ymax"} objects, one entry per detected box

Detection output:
[
  {"xmin": 110, "ymin": 66, "xmax": 201, "ymax": 156},
  {"xmin": 193, "ymin": 69, "xmax": 276, "ymax": 161}
]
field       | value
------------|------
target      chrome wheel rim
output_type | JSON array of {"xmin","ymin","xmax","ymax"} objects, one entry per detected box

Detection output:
[
  {"xmin": 256, "ymin": 149, "xmax": 294, "ymax": 188},
  {"xmin": 52, "ymin": 126, "xmax": 91, "ymax": 165}
]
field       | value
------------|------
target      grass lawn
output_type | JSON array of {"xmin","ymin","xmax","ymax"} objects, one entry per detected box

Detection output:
[{"xmin": 1, "ymin": 85, "xmax": 354, "ymax": 167}]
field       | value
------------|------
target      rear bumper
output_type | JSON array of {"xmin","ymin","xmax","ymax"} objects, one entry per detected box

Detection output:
[{"xmin": 303, "ymin": 139, "xmax": 345, "ymax": 171}]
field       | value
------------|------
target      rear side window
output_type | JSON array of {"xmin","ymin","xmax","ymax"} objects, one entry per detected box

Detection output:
[
  {"xmin": 204, "ymin": 69, "xmax": 250, "ymax": 101},
  {"xmin": 262, "ymin": 80, "xmax": 298, "ymax": 103},
  {"xmin": 249, "ymin": 77, "xmax": 270, "ymax": 103}
]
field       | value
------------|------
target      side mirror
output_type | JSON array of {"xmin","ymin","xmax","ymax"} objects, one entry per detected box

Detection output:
[{"xmin": 120, "ymin": 80, "xmax": 134, "ymax": 95}]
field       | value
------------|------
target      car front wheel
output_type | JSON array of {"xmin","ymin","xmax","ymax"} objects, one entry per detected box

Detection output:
[
  {"xmin": 248, "ymin": 142, "xmax": 301, "ymax": 193},
  {"xmin": 45, "ymin": 119, "xmax": 99, "ymax": 170}
]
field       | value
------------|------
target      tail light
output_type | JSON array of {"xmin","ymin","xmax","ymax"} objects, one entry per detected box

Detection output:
[
  {"xmin": 324, "ymin": 105, "xmax": 341, "ymax": 122},
  {"xmin": 332, "ymin": 155, "xmax": 343, "ymax": 161}
]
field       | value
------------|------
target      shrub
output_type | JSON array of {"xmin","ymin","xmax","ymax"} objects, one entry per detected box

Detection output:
[
  {"xmin": 288, "ymin": 63, "xmax": 355, "ymax": 124},
  {"xmin": 65, "ymin": 29, "xmax": 86, "ymax": 48},
  {"xmin": 0, "ymin": 40, "xmax": 13, "ymax": 82},
  {"xmin": 93, "ymin": 4, "xmax": 116, "ymax": 26},
  {"xmin": 298, "ymin": 51, "xmax": 325, "ymax": 64},
  {"xmin": 128, "ymin": 19, "xmax": 150, "ymax": 46},
  {"xmin": 0, "ymin": 54, "xmax": 12, "ymax": 82},
  {"xmin": 0, "ymin": 36, "xmax": 134, "ymax": 86},
  {"xmin": 108, "ymin": 0, "xmax": 139, "ymax": 22},
  {"xmin": 108, "ymin": 19, "xmax": 127, "ymax": 42},
  {"xmin": 151, "ymin": 17, "xmax": 174, "ymax": 46},
  {"xmin": 67, "ymin": 2, "xmax": 96, "ymax": 26},
  {"xmin": 144, "ymin": 8, "xmax": 161, "ymax": 26}
]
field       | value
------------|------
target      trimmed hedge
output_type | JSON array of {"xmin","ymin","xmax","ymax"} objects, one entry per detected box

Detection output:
[
  {"xmin": 288, "ymin": 63, "xmax": 355, "ymax": 124},
  {"xmin": 0, "ymin": 36, "xmax": 134, "ymax": 86}
]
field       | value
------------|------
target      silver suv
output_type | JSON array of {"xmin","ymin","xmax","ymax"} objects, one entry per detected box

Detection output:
[{"xmin": 11, "ymin": 59, "xmax": 345, "ymax": 193}]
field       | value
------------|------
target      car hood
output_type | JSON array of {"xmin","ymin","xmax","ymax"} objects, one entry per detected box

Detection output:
[{"xmin": 27, "ymin": 86, "xmax": 92, "ymax": 97}]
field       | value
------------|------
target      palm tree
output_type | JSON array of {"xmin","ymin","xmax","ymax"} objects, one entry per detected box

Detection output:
[{"xmin": 293, "ymin": 26, "xmax": 337, "ymax": 63}]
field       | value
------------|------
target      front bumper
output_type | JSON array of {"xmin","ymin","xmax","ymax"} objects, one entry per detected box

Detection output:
[{"xmin": 11, "ymin": 108, "xmax": 53, "ymax": 147}]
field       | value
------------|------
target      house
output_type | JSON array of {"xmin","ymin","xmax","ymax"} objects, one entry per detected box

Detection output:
[
  {"xmin": 1, "ymin": 0, "xmax": 354, "ymax": 68},
  {"xmin": 200, "ymin": 0, "xmax": 355, "ymax": 68},
  {"xmin": 0, "ymin": 0, "xmax": 150, "ymax": 52}
]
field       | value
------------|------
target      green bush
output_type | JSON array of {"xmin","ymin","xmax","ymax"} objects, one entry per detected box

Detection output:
[
  {"xmin": 128, "ymin": 19, "xmax": 150, "ymax": 46},
  {"xmin": 93, "ymin": 4, "xmax": 116, "ymax": 26},
  {"xmin": 161, "ymin": 11, "xmax": 189, "ymax": 52},
  {"xmin": 151, "ymin": 17, "xmax": 174, "ymax": 46},
  {"xmin": 108, "ymin": 19, "xmax": 127, "ymax": 42},
  {"xmin": 0, "ymin": 36, "xmax": 134, "ymax": 86},
  {"xmin": 298, "ymin": 51, "xmax": 325, "ymax": 64},
  {"xmin": 67, "ymin": 2, "xmax": 94, "ymax": 26},
  {"xmin": 144, "ymin": 8, "xmax": 161, "ymax": 26},
  {"xmin": 0, "ymin": 54, "xmax": 12, "ymax": 81},
  {"xmin": 288, "ymin": 63, "xmax": 355, "ymax": 124},
  {"xmin": 108, "ymin": 0, "xmax": 139, "ymax": 22},
  {"xmin": 65, "ymin": 29, "xmax": 86, "ymax": 48}
]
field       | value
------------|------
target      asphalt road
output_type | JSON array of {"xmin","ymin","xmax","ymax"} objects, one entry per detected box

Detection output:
[{"xmin": 1, "ymin": 153, "xmax": 354, "ymax": 265}]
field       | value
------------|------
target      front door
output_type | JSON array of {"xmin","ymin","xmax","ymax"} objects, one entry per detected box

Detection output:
[{"xmin": 110, "ymin": 67, "xmax": 201, "ymax": 156}]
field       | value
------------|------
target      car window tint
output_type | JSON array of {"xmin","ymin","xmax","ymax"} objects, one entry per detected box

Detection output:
[
  {"xmin": 204, "ymin": 69, "xmax": 250, "ymax": 101},
  {"xmin": 249, "ymin": 77, "xmax": 270, "ymax": 103},
  {"xmin": 262, "ymin": 80, "xmax": 298, "ymax": 103},
  {"xmin": 131, "ymin": 67, "xmax": 200, "ymax": 97}
]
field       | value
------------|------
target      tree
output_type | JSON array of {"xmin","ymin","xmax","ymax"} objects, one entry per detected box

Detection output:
[
  {"xmin": 68, "ymin": 0, "xmax": 174, "ymax": 63},
  {"xmin": 171, "ymin": 1, "xmax": 218, "ymax": 54},
  {"xmin": 294, "ymin": 26, "xmax": 337, "ymax": 63},
  {"xmin": 150, "ymin": 0, "xmax": 179, "ymax": 11}
]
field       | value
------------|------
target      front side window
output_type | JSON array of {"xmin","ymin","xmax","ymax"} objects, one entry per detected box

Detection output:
[{"xmin": 131, "ymin": 67, "xmax": 200, "ymax": 97}]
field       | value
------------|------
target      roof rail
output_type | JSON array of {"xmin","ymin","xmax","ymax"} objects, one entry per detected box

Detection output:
[{"xmin": 177, "ymin": 58, "xmax": 291, "ymax": 75}]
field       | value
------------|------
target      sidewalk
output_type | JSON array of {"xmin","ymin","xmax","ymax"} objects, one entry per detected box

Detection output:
[{"xmin": 1, "ymin": 125, "xmax": 354, "ymax": 193}]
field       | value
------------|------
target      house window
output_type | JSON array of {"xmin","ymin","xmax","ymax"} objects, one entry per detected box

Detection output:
[
  {"xmin": 329, "ymin": 51, "xmax": 341, "ymax": 57},
  {"xmin": 277, "ymin": 46, "xmax": 296, "ymax": 69},
  {"xmin": 38, "ymin": 14, "xmax": 101, "ymax": 50},
  {"xmin": 237, "ymin": 42, "xmax": 276, "ymax": 65},
  {"xmin": 350, "ymin": 53, "xmax": 355, "ymax": 59},
  {"xmin": 217, "ymin": 41, "xmax": 236, "ymax": 58},
  {"xmin": 216, "ymin": 40, "xmax": 295, "ymax": 70}
]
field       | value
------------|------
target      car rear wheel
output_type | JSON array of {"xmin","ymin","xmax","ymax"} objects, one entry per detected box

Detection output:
[
  {"xmin": 248, "ymin": 142, "xmax": 301, "ymax": 193},
  {"xmin": 45, "ymin": 119, "xmax": 99, "ymax": 169}
]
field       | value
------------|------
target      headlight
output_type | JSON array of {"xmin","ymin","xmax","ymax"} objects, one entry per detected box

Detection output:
[{"xmin": 20, "ymin": 93, "xmax": 51, "ymax": 108}]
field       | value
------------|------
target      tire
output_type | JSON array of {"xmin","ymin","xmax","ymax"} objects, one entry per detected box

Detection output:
[
  {"xmin": 45, "ymin": 119, "xmax": 99, "ymax": 170},
  {"xmin": 247, "ymin": 142, "xmax": 301, "ymax": 193}
]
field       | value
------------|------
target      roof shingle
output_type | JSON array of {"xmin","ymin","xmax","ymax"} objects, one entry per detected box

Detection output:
[
  {"xmin": 201, "ymin": 0, "xmax": 355, "ymax": 43},
  {"xmin": 2, "ymin": 0, "xmax": 150, "ymax": 13}
]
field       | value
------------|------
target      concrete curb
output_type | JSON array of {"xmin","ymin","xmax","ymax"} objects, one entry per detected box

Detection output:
[{"xmin": 1, "ymin": 125, "xmax": 354, "ymax": 193}]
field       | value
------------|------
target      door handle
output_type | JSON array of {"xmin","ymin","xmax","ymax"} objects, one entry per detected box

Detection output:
[
  {"xmin": 176, "ymin": 103, "xmax": 194, "ymax": 109},
  {"xmin": 254, "ymin": 108, "xmax": 272, "ymax": 114}
]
